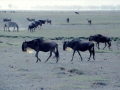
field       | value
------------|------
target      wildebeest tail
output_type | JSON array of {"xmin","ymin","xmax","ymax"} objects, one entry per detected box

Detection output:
[
  {"xmin": 55, "ymin": 44, "xmax": 59, "ymax": 60},
  {"xmin": 92, "ymin": 43, "xmax": 95, "ymax": 60}
]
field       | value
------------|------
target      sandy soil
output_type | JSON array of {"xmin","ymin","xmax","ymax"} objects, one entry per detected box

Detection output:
[{"xmin": 0, "ymin": 37, "xmax": 120, "ymax": 90}]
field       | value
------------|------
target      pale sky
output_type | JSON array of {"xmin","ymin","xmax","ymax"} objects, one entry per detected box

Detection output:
[{"xmin": 0, "ymin": 0, "xmax": 120, "ymax": 10}]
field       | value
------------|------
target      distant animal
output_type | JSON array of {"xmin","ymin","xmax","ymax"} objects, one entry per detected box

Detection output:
[
  {"xmin": 3, "ymin": 18, "xmax": 11, "ymax": 22},
  {"xmin": 39, "ymin": 20, "xmax": 46, "ymax": 24},
  {"xmin": 46, "ymin": 19, "xmax": 51, "ymax": 25},
  {"xmin": 28, "ymin": 22, "xmax": 35, "ymax": 32},
  {"xmin": 22, "ymin": 38, "xmax": 59, "ymax": 63},
  {"xmin": 75, "ymin": 12, "xmax": 79, "ymax": 14},
  {"xmin": 66, "ymin": 18, "xmax": 69, "ymax": 23},
  {"xmin": 26, "ymin": 18, "xmax": 35, "ymax": 22},
  {"xmin": 28, "ymin": 21, "xmax": 42, "ymax": 32},
  {"xmin": 89, "ymin": 34, "xmax": 111, "ymax": 50},
  {"xmin": 87, "ymin": 19, "xmax": 92, "ymax": 25},
  {"xmin": 63, "ymin": 39, "xmax": 95, "ymax": 61},
  {"xmin": 4, "ymin": 21, "xmax": 19, "ymax": 32},
  {"xmin": 34, "ymin": 20, "xmax": 42, "ymax": 29}
]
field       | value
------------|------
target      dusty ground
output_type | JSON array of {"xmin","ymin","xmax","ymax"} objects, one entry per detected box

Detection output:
[{"xmin": 0, "ymin": 11, "xmax": 120, "ymax": 90}]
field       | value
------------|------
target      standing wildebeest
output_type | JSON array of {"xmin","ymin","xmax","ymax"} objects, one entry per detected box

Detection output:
[
  {"xmin": 28, "ymin": 22, "xmax": 35, "ymax": 32},
  {"xmin": 87, "ymin": 19, "xmax": 92, "ymax": 25},
  {"xmin": 63, "ymin": 39, "xmax": 95, "ymax": 61},
  {"xmin": 28, "ymin": 21, "xmax": 42, "ymax": 32},
  {"xmin": 34, "ymin": 20, "xmax": 42, "ymax": 29},
  {"xmin": 22, "ymin": 38, "xmax": 59, "ymax": 63},
  {"xmin": 75, "ymin": 12, "xmax": 79, "ymax": 14},
  {"xmin": 3, "ymin": 18, "xmax": 11, "ymax": 22},
  {"xmin": 39, "ymin": 20, "xmax": 46, "ymax": 24},
  {"xmin": 66, "ymin": 18, "xmax": 69, "ymax": 23},
  {"xmin": 46, "ymin": 19, "xmax": 51, "ymax": 25},
  {"xmin": 89, "ymin": 34, "xmax": 111, "ymax": 50},
  {"xmin": 4, "ymin": 21, "xmax": 19, "ymax": 32},
  {"xmin": 26, "ymin": 18, "xmax": 35, "ymax": 22}
]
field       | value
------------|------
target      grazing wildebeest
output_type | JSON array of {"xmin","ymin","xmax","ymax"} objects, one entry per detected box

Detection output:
[
  {"xmin": 39, "ymin": 20, "xmax": 46, "ymax": 24},
  {"xmin": 26, "ymin": 18, "xmax": 35, "ymax": 22},
  {"xmin": 28, "ymin": 21, "xmax": 42, "ymax": 32},
  {"xmin": 3, "ymin": 18, "xmax": 11, "ymax": 22},
  {"xmin": 22, "ymin": 38, "xmax": 59, "ymax": 63},
  {"xmin": 46, "ymin": 19, "xmax": 51, "ymax": 25},
  {"xmin": 75, "ymin": 12, "xmax": 79, "ymax": 14},
  {"xmin": 87, "ymin": 19, "xmax": 92, "ymax": 25},
  {"xmin": 4, "ymin": 21, "xmax": 19, "ymax": 32},
  {"xmin": 28, "ymin": 22, "xmax": 36, "ymax": 32},
  {"xmin": 34, "ymin": 20, "xmax": 42, "ymax": 29},
  {"xmin": 66, "ymin": 18, "xmax": 69, "ymax": 23},
  {"xmin": 89, "ymin": 34, "xmax": 111, "ymax": 50},
  {"xmin": 63, "ymin": 39, "xmax": 95, "ymax": 61}
]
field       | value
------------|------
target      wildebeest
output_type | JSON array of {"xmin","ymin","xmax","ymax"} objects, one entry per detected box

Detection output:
[
  {"xmin": 63, "ymin": 39, "xmax": 95, "ymax": 61},
  {"xmin": 89, "ymin": 34, "xmax": 111, "ymax": 50},
  {"xmin": 26, "ymin": 18, "xmax": 35, "ymax": 22},
  {"xmin": 4, "ymin": 21, "xmax": 19, "ymax": 32},
  {"xmin": 3, "ymin": 18, "xmax": 11, "ymax": 22},
  {"xmin": 66, "ymin": 18, "xmax": 69, "ymax": 23},
  {"xmin": 75, "ymin": 12, "xmax": 79, "ymax": 14},
  {"xmin": 22, "ymin": 38, "xmax": 59, "ymax": 63},
  {"xmin": 28, "ymin": 22, "xmax": 35, "ymax": 32},
  {"xmin": 34, "ymin": 20, "xmax": 42, "ymax": 29},
  {"xmin": 46, "ymin": 19, "xmax": 51, "ymax": 25},
  {"xmin": 87, "ymin": 19, "xmax": 92, "ymax": 25},
  {"xmin": 28, "ymin": 21, "xmax": 42, "ymax": 32},
  {"xmin": 39, "ymin": 20, "xmax": 46, "ymax": 24}
]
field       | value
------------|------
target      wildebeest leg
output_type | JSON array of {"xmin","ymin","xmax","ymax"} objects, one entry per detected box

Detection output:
[
  {"xmin": 103, "ymin": 42, "xmax": 107, "ymax": 50},
  {"xmin": 35, "ymin": 51, "xmax": 41, "ymax": 63},
  {"xmin": 88, "ymin": 50, "xmax": 92, "ymax": 61},
  {"xmin": 71, "ymin": 50, "xmax": 76, "ymax": 61},
  {"xmin": 92, "ymin": 45, "xmax": 95, "ymax": 60},
  {"xmin": 45, "ymin": 50, "xmax": 52, "ymax": 63},
  {"xmin": 97, "ymin": 42, "xmax": 100, "ymax": 49},
  {"xmin": 77, "ymin": 51, "xmax": 83, "ymax": 61},
  {"xmin": 107, "ymin": 42, "xmax": 111, "ymax": 50}
]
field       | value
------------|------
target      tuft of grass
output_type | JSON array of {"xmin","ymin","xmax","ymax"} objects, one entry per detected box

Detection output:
[{"xmin": 68, "ymin": 68, "xmax": 84, "ymax": 75}]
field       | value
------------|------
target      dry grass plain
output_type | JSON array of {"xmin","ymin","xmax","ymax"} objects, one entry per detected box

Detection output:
[{"xmin": 0, "ymin": 11, "xmax": 120, "ymax": 90}]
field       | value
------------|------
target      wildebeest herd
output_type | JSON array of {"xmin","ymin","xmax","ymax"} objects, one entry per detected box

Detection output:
[
  {"xmin": 22, "ymin": 34, "xmax": 111, "ymax": 63},
  {"xmin": 3, "ymin": 15, "xmax": 92, "ymax": 32},
  {"xmin": 3, "ymin": 18, "xmax": 52, "ymax": 32}
]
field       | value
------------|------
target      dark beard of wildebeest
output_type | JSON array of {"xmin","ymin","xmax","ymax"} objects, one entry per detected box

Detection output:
[
  {"xmin": 22, "ymin": 38, "xmax": 59, "ymax": 63},
  {"xmin": 89, "ymin": 34, "xmax": 111, "ymax": 50},
  {"xmin": 63, "ymin": 39, "xmax": 95, "ymax": 61}
]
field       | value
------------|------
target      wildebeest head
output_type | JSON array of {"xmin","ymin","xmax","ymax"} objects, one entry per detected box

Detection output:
[
  {"xmin": 89, "ymin": 36, "xmax": 94, "ymax": 41},
  {"xmin": 22, "ymin": 41, "xmax": 28, "ymax": 52},
  {"xmin": 63, "ymin": 41, "xmax": 67, "ymax": 50}
]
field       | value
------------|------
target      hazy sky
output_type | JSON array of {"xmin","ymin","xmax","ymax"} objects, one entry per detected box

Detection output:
[{"xmin": 1, "ymin": 0, "xmax": 120, "ymax": 9}]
